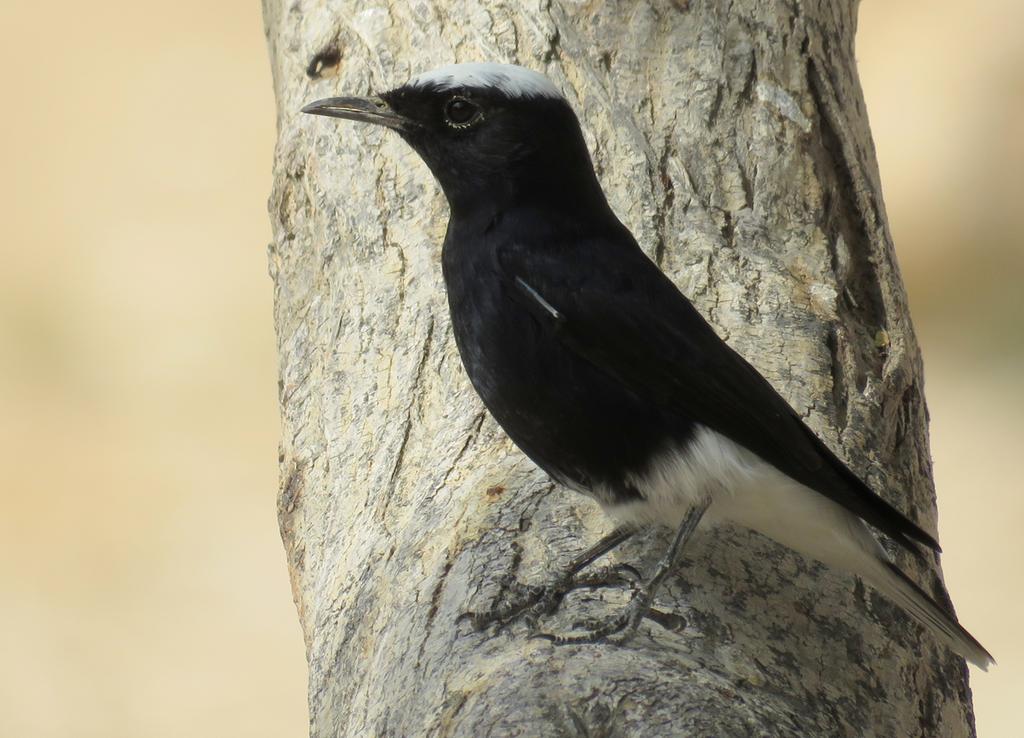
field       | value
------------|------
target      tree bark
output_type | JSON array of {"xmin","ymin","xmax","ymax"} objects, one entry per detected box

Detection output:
[{"xmin": 263, "ymin": 1, "xmax": 978, "ymax": 735}]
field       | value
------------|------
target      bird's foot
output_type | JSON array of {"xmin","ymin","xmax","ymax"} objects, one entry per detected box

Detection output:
[
  {"xmin": 459, "ymin": 563, "xmax": 642, "ymax": 634},
  {"xmin": 531, "ymin": 581, "xmax": 683, "ymax": 646}
]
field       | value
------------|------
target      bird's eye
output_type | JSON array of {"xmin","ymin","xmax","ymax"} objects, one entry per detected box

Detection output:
[{"xmin": 443, "ymin": 96, "xmax": 482, "ymax": 129}]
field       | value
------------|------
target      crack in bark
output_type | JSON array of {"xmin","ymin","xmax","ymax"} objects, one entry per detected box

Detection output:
[
  {"xmin": 826, "ymin": 324, "xmax": 850, "ymax": 432},
  {"xmin": 432, "ymin": 410, "xmax": 488, "ymax": 500},
  {"xmin": 652, "ymin": 132, "xmax": 677, "ymax": 267},
  {"xmin": 739, "ymin": 47, "xmax": 758, "ymax": 103},
  {"xmin": 418, "ymin": 549, "xmax": 455, "ymax": 666},
  {"xmin": 736, "ymin": 155, "xmax": 754, "ymax": 210},
  {"xmin": 380, "ymin": 318, "xmax": 435, "ymax": 523},
  {"xmin": 707, "ymin": 82, "xmax": 725, "ymax": 127}
]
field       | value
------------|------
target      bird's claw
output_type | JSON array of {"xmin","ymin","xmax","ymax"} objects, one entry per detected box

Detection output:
[
  {"xmin": 460, "ymin": 563, "xmax": 641, "ymax": 635},
  {"xmin": 531, "ymin": 584, "xmax": 657, "ymax": 646},
  {"xmin": 459, "ymin": 578, "xmax": 558, "ymax": 633}
]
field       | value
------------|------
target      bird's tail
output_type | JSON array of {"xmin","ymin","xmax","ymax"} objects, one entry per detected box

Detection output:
[{"xmin": 863, "ymin": 558, "xmax": 994, "ymax": 670}]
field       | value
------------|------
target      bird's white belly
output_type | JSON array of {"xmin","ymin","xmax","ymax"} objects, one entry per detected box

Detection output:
[{"xmin": 606, "ymin": 424, "xmax": 886, "ymax": 573}]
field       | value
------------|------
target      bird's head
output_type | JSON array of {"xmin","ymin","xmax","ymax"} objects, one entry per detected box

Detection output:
[{"xmin": 303, "ymin": 63, "xmax": 609, "ymax": 219}]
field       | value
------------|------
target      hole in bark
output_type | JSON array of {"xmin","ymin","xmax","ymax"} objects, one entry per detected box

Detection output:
[{"xmin": 306, "ymin": 45, "xmax": 341, "ymax": 79}]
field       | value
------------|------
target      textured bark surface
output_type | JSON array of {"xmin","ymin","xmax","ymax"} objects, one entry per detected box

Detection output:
[{"xmin": 263, "ymin": 1, "xmax": 977, "ymax": 735}]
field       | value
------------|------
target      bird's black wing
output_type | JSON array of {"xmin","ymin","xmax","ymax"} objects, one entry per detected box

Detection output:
[{"xmin": 500, "ymin": 240, "xmax": 938, "ymax": 554}]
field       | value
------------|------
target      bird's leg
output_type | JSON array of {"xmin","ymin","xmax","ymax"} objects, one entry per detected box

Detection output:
[
  {"xmin": 537, "ymin": 496, "xmax": 711, "ymax": 645},
  {"xmin": 461, "ymin": 526, "xmax": 637, "ymax": 631}
]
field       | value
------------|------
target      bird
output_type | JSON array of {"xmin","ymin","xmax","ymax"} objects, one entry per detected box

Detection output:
[{"xmin": 302, "ymin": 62, "xmax": 993, "ymax": 669}]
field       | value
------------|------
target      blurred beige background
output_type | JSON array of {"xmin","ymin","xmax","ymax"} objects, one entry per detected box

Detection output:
[{"xmin": 0, "ymin": 1, "xmax": 1018, "ymax": 736}]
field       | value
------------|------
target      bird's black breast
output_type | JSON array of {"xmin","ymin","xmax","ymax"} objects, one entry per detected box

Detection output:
[{"xmin": 440, "ymin": 215, "xmax": 694, "ymax": 503}]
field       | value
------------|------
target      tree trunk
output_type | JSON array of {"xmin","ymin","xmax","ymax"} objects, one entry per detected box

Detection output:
[{"xmin": 263, "ymin": 1, "xmax": 977, "ymax": 735}]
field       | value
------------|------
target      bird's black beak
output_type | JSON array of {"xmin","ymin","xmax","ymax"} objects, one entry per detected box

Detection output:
[{"xmin": 301, "ymin": 96, "xmax": 412, "ymax": 131}]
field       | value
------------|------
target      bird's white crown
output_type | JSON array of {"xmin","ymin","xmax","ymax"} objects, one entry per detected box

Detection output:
[{"xmin": 408, "ymin": 62, "xmax": 563, "ymax": 100}]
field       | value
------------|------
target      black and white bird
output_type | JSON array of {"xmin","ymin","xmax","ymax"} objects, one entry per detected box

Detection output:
[{"xmin": 303, "ymin": 62, "xmax": 992, "ymax": 669}]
